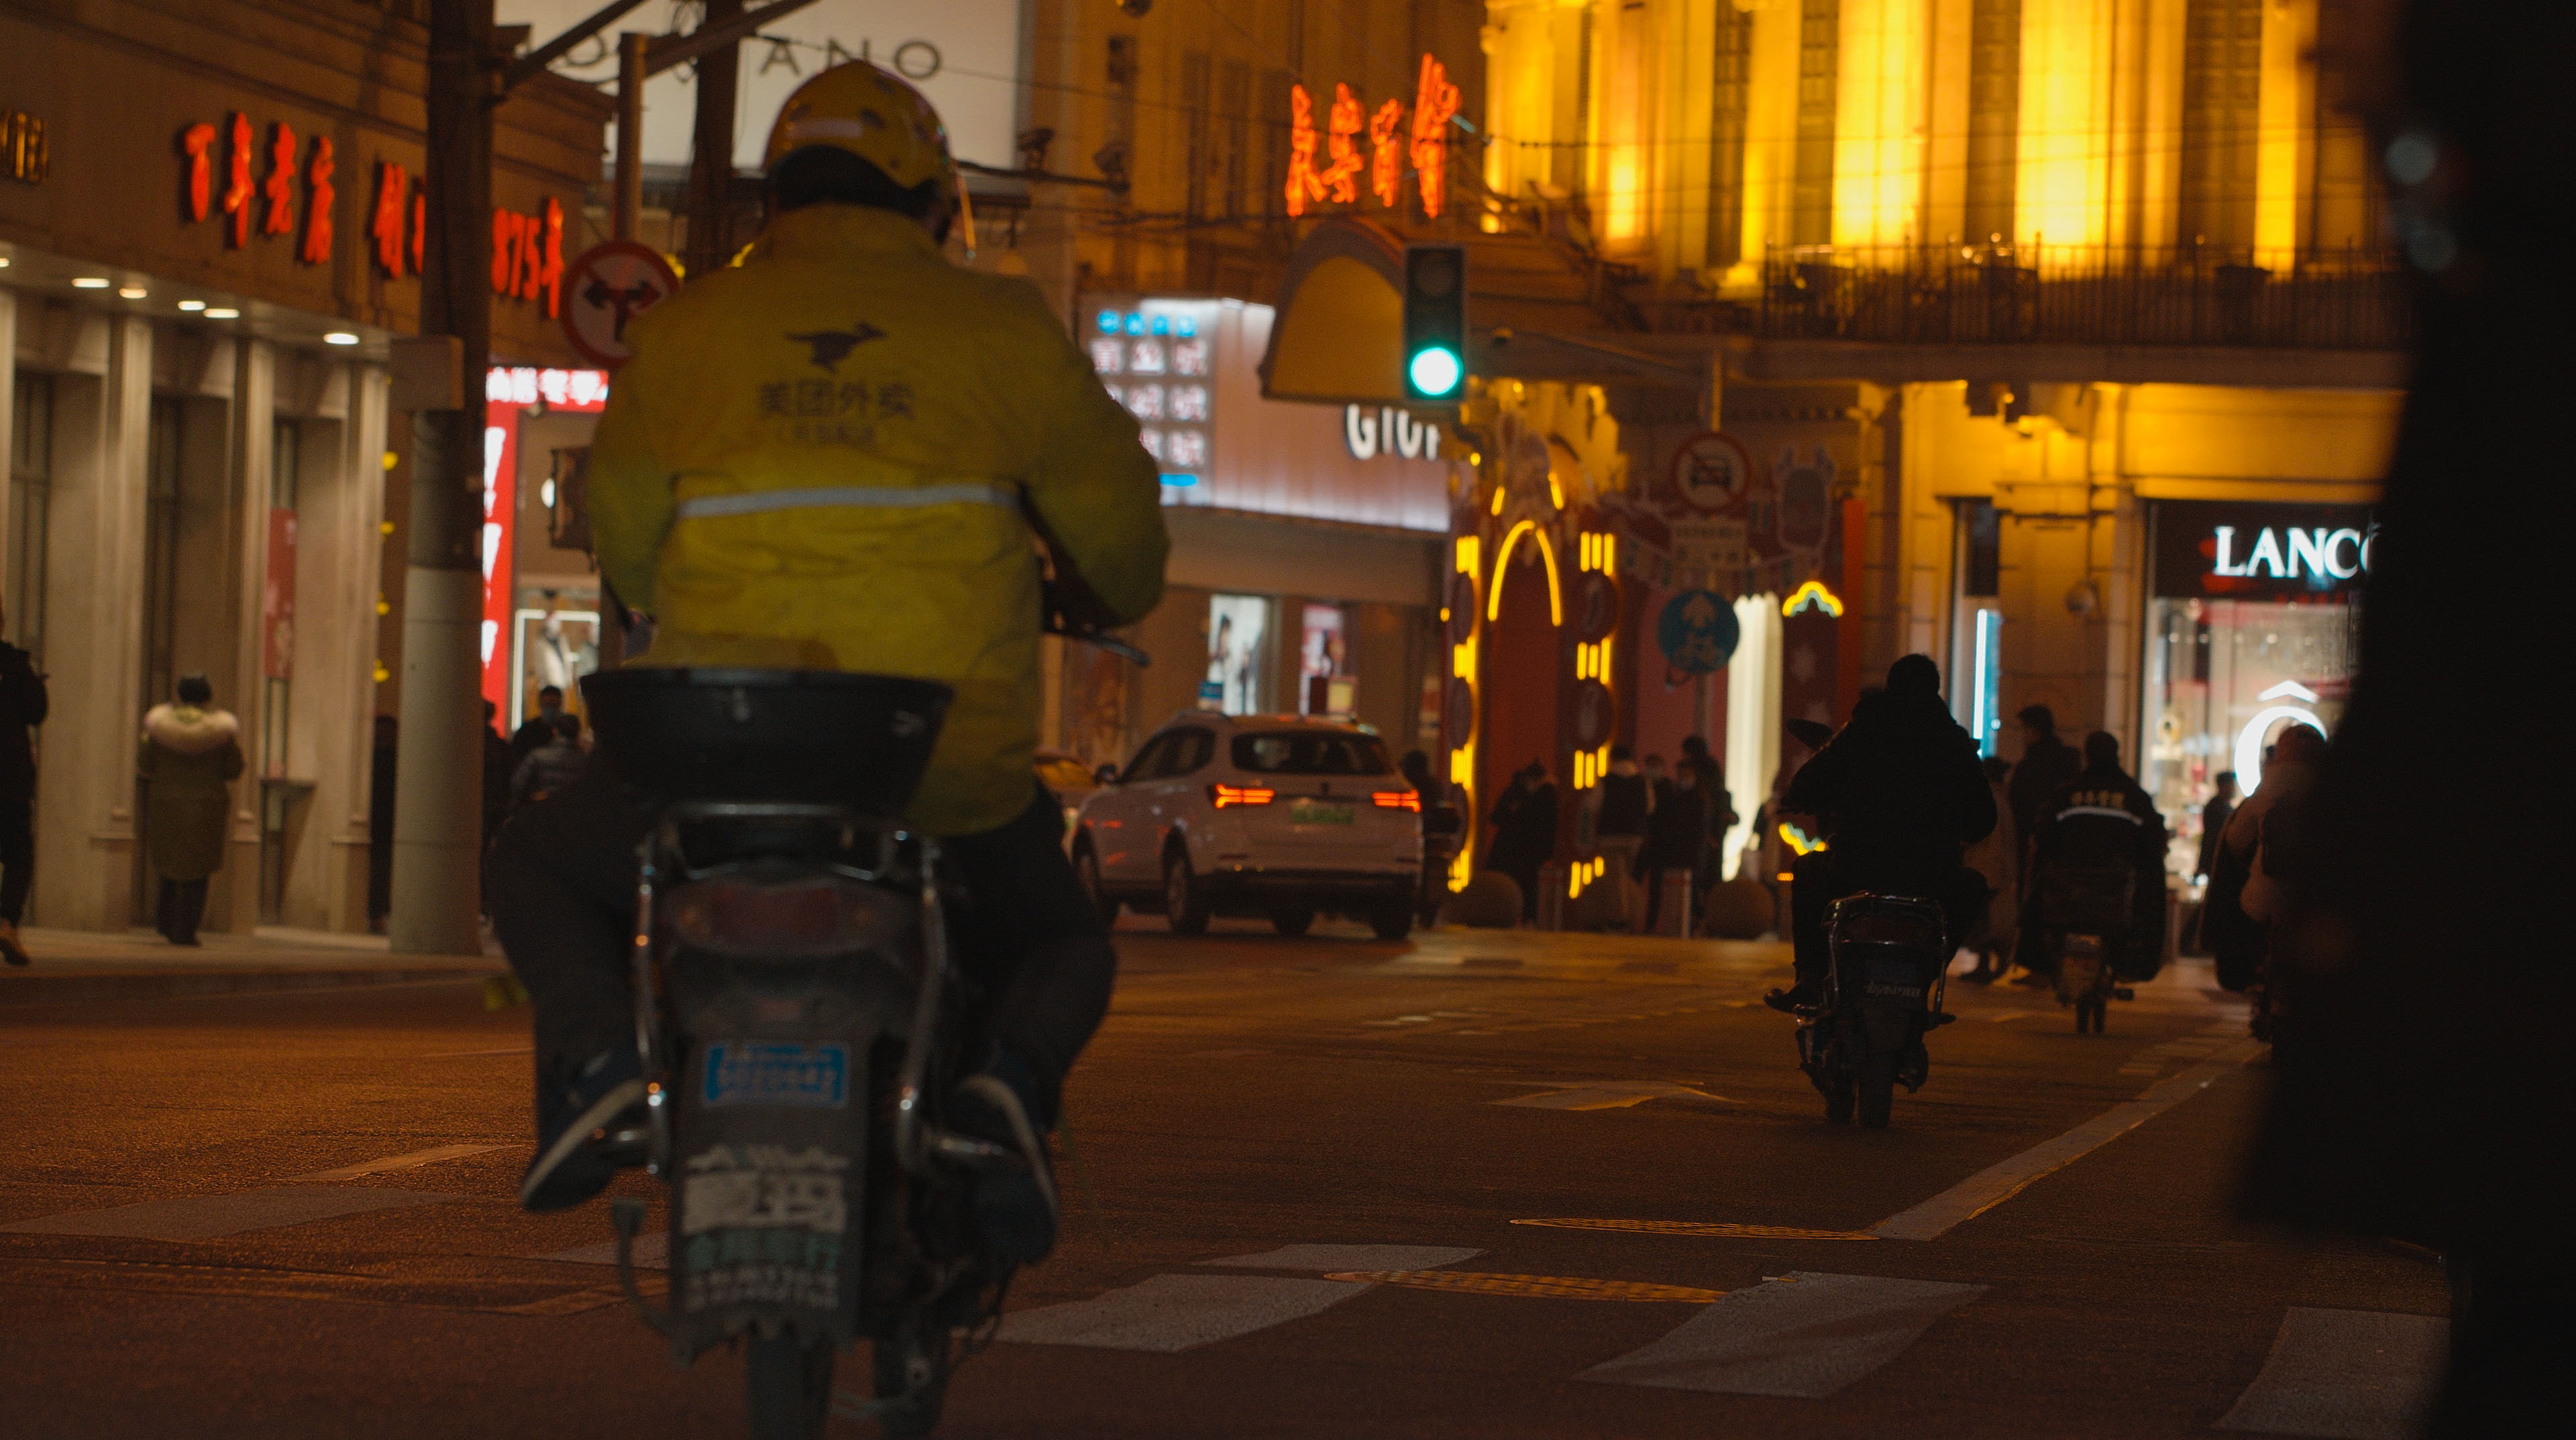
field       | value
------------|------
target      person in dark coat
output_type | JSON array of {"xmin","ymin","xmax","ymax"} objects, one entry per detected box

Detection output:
[
  {"xmin": 1638, "ymin": 754, "xmax": 1707, "ymax": 934},
  {"xmin": 508, "ymin": 684, "xmax": 568, "ymax": 772},
  {"xmin": 481, "ymin": 700, "xmax": 513, "ymax": 850},
  {"xmin": 367, "ymin": 715, "xmax": 398, "ymax": 933},
  {"xmin": 2005, "ymin": 704, "xmax": 2082, "ymax": 889},
  {"xmin": 2239, "ymin": 9, "xmax": 2576, "ymax": 1428},
  {"xmin": 509, "ymin": 711, "xmax": 589, "ymax": 815},
  {"xmin": 2019, "ymin": 732, "xmax": 2168, "ymax": 982},
  {"xmin": 1483, "ymin": 760, "xmax": 1558, "ymax": 923},
  {"xmin": 1589, "ymin": 743, "xmax": 1652, "ymax": 931},
  {"xmin": 1401, "ymin": 749, "xmax": 1459, "ymax": 925},
  {"xmin": 138, "ymin": 675, "xmax": 246, "ymax": 946},
  {"xmin": 0, "ymin": 608, "xmax": 46, "ymax": 967},
  {"xmin": 1771, "ymin": 656, "xmax": 1994, "ymax": 1009}
]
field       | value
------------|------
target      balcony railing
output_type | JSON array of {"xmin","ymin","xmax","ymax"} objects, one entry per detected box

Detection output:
[{"xmin": 1746, "ymin": 241, "xmax": 2412, "ymax": 351}]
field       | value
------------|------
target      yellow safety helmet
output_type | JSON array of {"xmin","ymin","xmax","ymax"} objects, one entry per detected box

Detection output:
[{"xmin": 763, "ymin": 60, "xmax": 958, "ymax": 196}]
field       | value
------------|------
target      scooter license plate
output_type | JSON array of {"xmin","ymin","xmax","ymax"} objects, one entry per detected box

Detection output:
[
  {"xmin": 701, "ymin": 1041, "xmax": 851, "ymax": 1108},
  {"xmin": 1863, "ymin": 956, "xmax": 1929, "ymax": 1000}
]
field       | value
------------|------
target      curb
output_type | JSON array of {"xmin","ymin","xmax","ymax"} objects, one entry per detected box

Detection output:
[{"xmin": 0, "ymin": 966, "xmax": 503, "ymax": 1006}]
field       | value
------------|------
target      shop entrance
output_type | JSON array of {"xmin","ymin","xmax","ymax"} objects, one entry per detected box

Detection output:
[{"xmin": 1478, "ymin": 532, "xmax": 1562, "ymax": 870}]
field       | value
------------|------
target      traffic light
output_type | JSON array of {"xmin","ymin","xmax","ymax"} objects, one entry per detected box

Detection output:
[{"xmin": 1402, "ymin": 243, "xmax": 1467, "ymax": 401}]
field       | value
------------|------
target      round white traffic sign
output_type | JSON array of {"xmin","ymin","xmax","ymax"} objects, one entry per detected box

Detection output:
[{"xmin": 1670, "ymin": 431, "xmax": 1756, "ymax": 514}]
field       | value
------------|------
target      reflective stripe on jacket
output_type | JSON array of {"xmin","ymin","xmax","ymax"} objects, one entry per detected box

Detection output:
[{"xmin": 587, "ymin": 205, "xmax": 1168, "ymax": 835}]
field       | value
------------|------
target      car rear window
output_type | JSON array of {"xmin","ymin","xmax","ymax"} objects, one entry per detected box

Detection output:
[{"xmin": 1230, "ymin": 731, "xmax": 1393, "ymax": 776}]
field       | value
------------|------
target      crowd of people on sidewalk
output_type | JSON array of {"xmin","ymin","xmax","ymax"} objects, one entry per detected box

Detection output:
[{"xmin": 1463, "ymin": 731, "xmax": 1743, "ymax": 935}]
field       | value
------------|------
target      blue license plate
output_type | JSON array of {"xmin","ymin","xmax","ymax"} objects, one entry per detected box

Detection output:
[{"xmin": 702, "ymin": 1041, "xmax": 850, "ymax": 1108}]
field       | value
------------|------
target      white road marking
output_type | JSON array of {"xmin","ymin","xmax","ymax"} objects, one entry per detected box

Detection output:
[
  {"xmin": 1582, "ymin": 1272, "xmax": 1988, "ymax": 1397},
  {"xmin": 1494, "ymin": 1081, "xmax": 1723, "ymax": 1111},
  {"xmin": 287, "ymin": 1143, "xmax": 506, "ymax": 1182},
  {"xmin": 2216, "ymin": 1308, "xmax": 2448, "ymax": 1439},
  {"xmin": 999, "ymin": 1274, "xmax": 1368, "ymax": 1353},
  {"xmin": 0, "ymin": 1186, "xmax": 449, "ymax": 1240},
  {"xmin": 418, "ymin": 1045, "xmax": 533, "ymax": 1060},
  {"xmin": 1201, "ymin": 1244, "xmax": 1482, "ymax": 1272},
  {"xmin": 1868, "ymin": 1040, "xmax": 2265, "ymax": 1239},
  {"xmin": 546, "ymin": 1231, "xmax": 669, "ymax": 1270}
]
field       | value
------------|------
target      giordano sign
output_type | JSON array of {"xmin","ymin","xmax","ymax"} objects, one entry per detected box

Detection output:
[{"xmin": 2152, "ymin": 499, "xmax": 2376, "ymax": 600}]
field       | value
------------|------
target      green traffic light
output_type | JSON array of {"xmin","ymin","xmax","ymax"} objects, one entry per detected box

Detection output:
[{"xmin": 1409, "ymin": 345, "xmax": 1463, "ymax": 397}]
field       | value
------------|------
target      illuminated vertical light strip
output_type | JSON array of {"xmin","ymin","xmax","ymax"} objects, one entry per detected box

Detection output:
[
  {"xmin": 2017, "ymin": 0, "xmax": 2113, "ymax": 252},
  {"xmin": 1833, "ymin": 0, "xmax": 1930, "ymax": 248},
  {"xmin": 1449, "ymin": 531, "xmax": 1482, "ymax": 892}
]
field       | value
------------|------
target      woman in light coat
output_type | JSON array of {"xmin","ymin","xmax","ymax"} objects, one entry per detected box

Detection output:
[{"xmin": 139, "ymin": 674, "xmax": 244, "ymax": 945}]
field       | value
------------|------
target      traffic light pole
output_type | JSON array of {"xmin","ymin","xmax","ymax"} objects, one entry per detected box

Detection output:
[{"xmin": 388, "ymin": 0, "xmax": 496, "ymax": 956}]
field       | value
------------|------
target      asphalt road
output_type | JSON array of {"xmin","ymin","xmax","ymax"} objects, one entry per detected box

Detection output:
[{"xmin": 0, "ymin": 917, "xmax": 2448, "ymax": 1439}]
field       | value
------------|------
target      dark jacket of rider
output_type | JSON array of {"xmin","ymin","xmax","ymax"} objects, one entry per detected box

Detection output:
[
  {"xmin": 2021, "ymin": 734, "xmax": 2169, "ymax": 970},
  {"xmin": 1784, "ymin": 663, "xmax": 1996, "ymax": 890}
]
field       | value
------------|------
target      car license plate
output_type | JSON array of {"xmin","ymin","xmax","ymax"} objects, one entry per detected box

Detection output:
[
  {"xmin": 1288, "ymin": 801, "xmax": 1355, "ymax": 825},
  {"xmin": 702, "ymin": 1041, "xmax": 850, "ymax": 1108}
]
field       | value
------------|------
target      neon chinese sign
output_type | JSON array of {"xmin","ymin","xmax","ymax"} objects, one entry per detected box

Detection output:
[
  {"xmin": 1285, "ymin": 54, "xmax": 1461, "ymax": 219},
  {"xmin": 179, "ymin": 115, "xmax": 561, "ymax": 315}
]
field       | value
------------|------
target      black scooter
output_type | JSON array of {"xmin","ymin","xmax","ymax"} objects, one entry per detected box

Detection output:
[{"xmin": 1796, "ymin": 892, "xmax": 1957, "ymax": 1128}]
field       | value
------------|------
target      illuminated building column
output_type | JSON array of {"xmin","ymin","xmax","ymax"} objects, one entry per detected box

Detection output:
[
  {"xmin": 1660, "ymin": 0, "xmax": 1720, "ymax": 276},
  {"xmin": 2015, "ymin": 0, "xmax": 2114, "ymax": 249},
  {"xmin": 1481, "ymin": 0, "xmax": 1558, "ymax": 222},
  {"xmin": 1921, "ymin": 0, "xmax": 1975, "ymax": 246},
  {"xmin": 1734, "ymin": 0, "xmax": 1807, "ymax": 277},
  {"xmin": 1601, "ymin": 0, "xmax": 1658, "ymax": 244},
  {"xmin": 2255, "ymin": 0, "xmax": 2318, "ymax": 262},
  {"xmin": 1831, "ymin": 0, "xmax": 1930, "ymax": 248},
  {"xmin": 2133, "ymin": 0, "xmax": 2188, "ymax": 248}
]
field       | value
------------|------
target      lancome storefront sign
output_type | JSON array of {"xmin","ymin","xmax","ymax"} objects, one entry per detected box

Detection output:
[{"xmin": 2152, "ymin": 500, "xmax": 2377, "ymax": 600}]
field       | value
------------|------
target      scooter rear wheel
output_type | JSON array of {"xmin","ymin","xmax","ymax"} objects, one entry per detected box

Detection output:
[
  {"xmin": 1857, "ymin": 1050, "xmax": 1896, "ymax": 1129},
  {"xmin": 1825, "ymin": 1067, "xmax": 1856, "ymax": 1124}
]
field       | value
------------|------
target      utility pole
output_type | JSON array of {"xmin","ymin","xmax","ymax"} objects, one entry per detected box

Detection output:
[
  {"xmin": 388, "ymin": 0, "xmax": 496, "ymax": 956},
  {"xmin": 681, "ymin": 0, "xmax": 745, "ymax": 279}
]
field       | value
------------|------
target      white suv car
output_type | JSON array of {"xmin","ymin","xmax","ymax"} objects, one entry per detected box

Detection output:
[{"xmin": 1072, "ymin": 713, "xmax": 1423, "ymax": 939}]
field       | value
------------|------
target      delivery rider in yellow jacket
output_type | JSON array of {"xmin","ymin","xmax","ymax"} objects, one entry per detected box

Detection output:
[{"xmin": 489, "ymin": 63, "xmax": 1167, "ymax": 1257}]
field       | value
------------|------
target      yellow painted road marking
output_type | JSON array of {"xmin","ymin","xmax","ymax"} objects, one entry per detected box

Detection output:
[
  {"xmin": 1325, "ymin": 1270, "xmax": 1723, "ymax": 1302},
  {"xmin": 1512, "ymin": 1218, "xmax": 1880, "ymax": 1241}
]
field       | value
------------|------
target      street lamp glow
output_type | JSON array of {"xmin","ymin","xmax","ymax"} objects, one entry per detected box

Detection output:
[
  {"xmin": 1409, "ymin": 345, "xmax": 1462, "ymax": 398},
  {"xmin": 177, "ymin": 300, "xmax": 207, "ymax": 312},
  {"xmin": 119, "ymin": 287, "xmax": 149, "ymax": 299},
  {"xmin": 324, "ymin": 332, "xmax": 360, "ymax": 346},
  {"xmin": 71, "ymin": 276, "xmax": 109, "ymax": 289},
  {"xmin": 205, "ymin": 308, "xmax": 239, "ymax": 319}
]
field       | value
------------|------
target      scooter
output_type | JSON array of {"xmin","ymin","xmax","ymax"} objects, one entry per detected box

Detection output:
[
  {"xmin": 1797, "ymin": 893, "xmax": 1957, "ymax": 1128},
  {"xmin": 2049, "ymin": 931, "xmax": 2137, "ymax": 1033},
  {"xmin": 583, "ymin": 668, "xmax": 1034, "ymax": 1439}
]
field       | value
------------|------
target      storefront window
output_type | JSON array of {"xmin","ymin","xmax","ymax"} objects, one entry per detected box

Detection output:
[
  {"xmin": 1299, "ymin": 603, "xmax": 1350, "ymax": 717},
  {"xmin": 2142, "ymin": 501, "xmax": 2368, "ymax": 880},
  {"xmin": 7, "ymin": 374, "xmax": 51, "ymax": 674},
  {"xmin": 1206, "ymin": 594, "xmax": 1269, "ymax": 715}
]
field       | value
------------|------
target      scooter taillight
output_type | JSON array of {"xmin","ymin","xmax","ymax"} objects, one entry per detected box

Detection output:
[{"xmin": 667, "ymin": 876, "xmax": 892, "ymax": 955}]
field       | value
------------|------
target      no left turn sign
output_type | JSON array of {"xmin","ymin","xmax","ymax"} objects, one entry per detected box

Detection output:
[{"xmin": 559, "ymin": 242, "xmax": 683, "ymax": 370}]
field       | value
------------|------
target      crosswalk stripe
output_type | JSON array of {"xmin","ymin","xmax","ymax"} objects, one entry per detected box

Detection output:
[
  {"xmin": 1581, "ymin": 1271, "xmax": 1988, "ymax": 1398},
  {"xmin": 1869, "ymin": 1040, "xmax": 2265, "ymax": 1239},
  {"xmin": 2216, "ymin": 1308, "xmax": 2447, "ymax": 1439},
  {"xmin": 545, "ymin": 1232, "xmax": 669, "ymax": 1270},
  {"xmin": 287, "ymin": 1143, "xmax": 505, "ymax": 1182},
  {"xmin": 1494, "ymin": 1082, "xmax": 1721, "ymax": 1111},
  {"xmin": 999, "ymin": 1274, "xmax": 1369, "ymax": 1353},
  {"xmin": 0, "ymin": 1186, "xmax": 450, "ymax": 1240},
  {"xmin": 1201, "ymin": 1243, "xmax": 1482, "ymax": 1272}
]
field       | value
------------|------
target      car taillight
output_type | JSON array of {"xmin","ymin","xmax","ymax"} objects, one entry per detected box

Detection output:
[
  {"xmin": 667, "ymin": 876, "xmax": 892, "ymax": 955},
  {"xmin": 1371, "ymin": 791, "xmax": 1421, "ymax": 811},
  {"xmin": 1210, "ymin": 783, "xmax": 1277, "ymax": 808}
]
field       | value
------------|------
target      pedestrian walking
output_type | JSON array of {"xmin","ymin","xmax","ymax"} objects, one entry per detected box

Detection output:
[
  {"xmin": 509, "ymin": 711, "xmax": 590, "ymax": 815},
  {"xmin": 1639, "ymin": 754, "xmax": 1707, "ymax": 934},
  {"xmin": 367, "ymin": 714, "xmax": 397, "ymax": 933},
  {"xmin": 2194, "ymin": 770, "xmax": 2240, "ymax": 886},
  {"xmin": 1960, "ymin": 754, "xmax": 2019, "ymax": 982},
  {"xmin": 480, "ymin": 700, "xmax": 513, "ymax": 850},
  {"xmin": 508, "ymin": 684, "xmax": 568, "ymax": 772},
  {"xmin": 1679, "ymin": 734, "xmax": 1737, "ymax": 894},
  {"xmin": 2006, "ymin": 704, "xmax": 2082, "ymax": 888},
  {"xmin": 1483, "ymin": 760, "xmax": 1558, "ymax": 923},
  {"xmin": 1586, "ymin": 743, "xmax": 1652, "ymax": 931},
  {"xmin": 0, "ymin": 604, "xmax": 47, "ymax": 967},
  {"xmin": 138, "ymin": 675, "xmax": 244, "ymax": 946}
]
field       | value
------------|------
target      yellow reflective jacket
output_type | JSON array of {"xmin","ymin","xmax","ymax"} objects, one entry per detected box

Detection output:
[{"xmin": 587, "ymin": 205, "xmax": 1167, "ymax": 836}]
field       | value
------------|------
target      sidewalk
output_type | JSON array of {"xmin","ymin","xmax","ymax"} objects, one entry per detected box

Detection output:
[{"xmin": 0, "ymin": 925, "xmax": 504, "ymax": 1005}]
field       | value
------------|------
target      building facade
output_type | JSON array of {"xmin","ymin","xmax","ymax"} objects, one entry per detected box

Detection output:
[
  {"xmin": 1, "ymin": 0, "xmax": 607, "ymax": 933},
  {"xmin": 1391, "ymin": 0, "xmax": 2403, "ymax": 892}
]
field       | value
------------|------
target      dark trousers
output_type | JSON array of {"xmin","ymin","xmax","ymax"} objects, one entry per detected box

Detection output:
[
  {"xmin": 0, "ymin": 792, "xmax": 31, "ymax": 925},
  {"xmin": 486, "ymin": 767, "xmax": 1116, "ymax": 1131},
  {"xmin": 1790, "ymin": 850, "xmax": 1981, "ymax": 990},
  {"xmin": 156, "ymin": 878, "xmax": 210, "ymax": 945}
]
